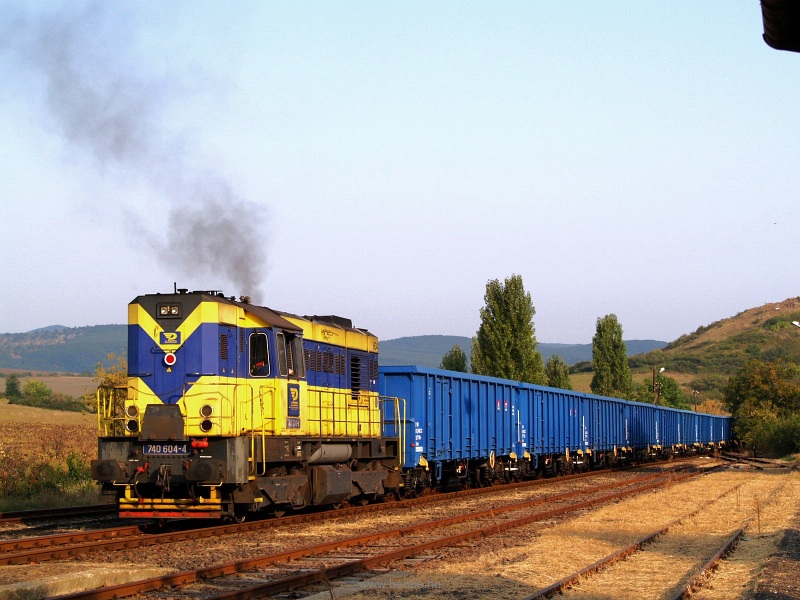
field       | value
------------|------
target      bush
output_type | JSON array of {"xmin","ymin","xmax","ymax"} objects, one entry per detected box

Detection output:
[
  {"xmin": 7, "ymin": 378, "xmax": 87, "ymax": 412},
  {"xmin": 0, "ymin": 449, "xmax": 95, "ymax": 499},
  {"xmin": 737, "ymin": 412, "xmax": 800, "ymax": 458}
]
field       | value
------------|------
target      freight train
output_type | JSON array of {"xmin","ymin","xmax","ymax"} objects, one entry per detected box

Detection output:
[{"xmin": 91, "ymin": 290, "xmax": 730, "ymax": 520}]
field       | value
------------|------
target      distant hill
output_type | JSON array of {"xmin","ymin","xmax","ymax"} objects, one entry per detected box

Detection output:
[
  {"xmin": 0, "ymin": 325, "xmax": 126, "ymax": 373},
  {"xmin": 0, "ymin": 325, "xmax": 666, "ymax": 374},
  {"xmin": 4, "ymin": 297, "xmax": 798, "ymax": 401},
  {"xmin": 379, "ymin": 335, "xmax": 667, "ymax": 368}
]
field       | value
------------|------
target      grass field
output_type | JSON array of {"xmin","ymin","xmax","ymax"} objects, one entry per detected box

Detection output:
[
  {"xmin": 0, "ymin": 399, "xmax": 99, "ymax": 510},
  {"xmin": 0, "ymin": 368, "xmax": 96, "ymax": 399},
  {"xmin": 0, "ymin": 398, "xmax": 96, "ymax": 426}
]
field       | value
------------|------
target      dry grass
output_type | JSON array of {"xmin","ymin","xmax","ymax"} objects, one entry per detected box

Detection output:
[
  {"xmin": 338, "ymin": 469, "xmax": 798, "ymax": 600},
  {"xmin": 0, "ymin": 400, "xmax": 96, "ymax": 427},
  {"xmin": 677, "ymin": 298, "xmax": 800, "ymax": 349}
]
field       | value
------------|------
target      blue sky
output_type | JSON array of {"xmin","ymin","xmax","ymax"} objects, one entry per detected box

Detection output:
[{"xmin": 0, "ymin": 2, "xmax": 797, "ymax": 344}]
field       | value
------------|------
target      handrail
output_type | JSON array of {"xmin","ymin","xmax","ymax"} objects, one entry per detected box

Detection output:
[{"xmin": 379, "ymin": 395, "xmax": 406, "ymax": 470}]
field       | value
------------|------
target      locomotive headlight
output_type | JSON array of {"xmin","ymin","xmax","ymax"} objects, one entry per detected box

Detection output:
[
  {"xmin": 164, "ymin": 352, "xmax": 177, "ymax": 367},
  {"xmin": 158, "ymin": 304, "xmax": 181, "ymax": 317},
  {"xmin": 126, "ymin": 419, "xmax": 139, "ymax": 433},
  {"xmin": 200, "ymin": 419, "xmax": 213, "ymax": 433},
  {"xmin": 200, "ymin": 404, "xmax": 213, "ymax": 418},
  {"xmin": 125, "ymin": 405, "xmax": 139, "ymax": 418}
]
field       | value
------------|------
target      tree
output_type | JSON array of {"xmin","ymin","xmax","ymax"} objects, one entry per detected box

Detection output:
[
  {"xmin": 440, "ymin": 344, "xmax": 468, "ymax": 372},
  {"xmin": 3, "ymin": 374, "xmax": 22, "ymax": 400},
  {"xmin": 723, "ymin": 359, "xmax": 800, "ymax": 456},
  {"xmin": 545, "ymin": 355, "xmax": 573, "ymax": 390},
  {"xmin": 470, "ymin": 274, "xmax": 545, "ymax": 384},
  {"xmin": 633, "ymin": 373, "xmax": 689, "ymax": 409},
  {"xmin": 590, "ymin": 314, "xmax": 632, "ymax": 398},
  {"xmin": 83, "ymin": 352, "xmax": 128, "ymax": 413},
  {"xmin": 723, "ymin": 359, "xmax": 800, "ymax": 416},
  {"xmin": 21, "ymin": 380, "xmax": 52, "ymax": 406}
]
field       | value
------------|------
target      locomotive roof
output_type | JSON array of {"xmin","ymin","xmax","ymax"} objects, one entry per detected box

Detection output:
[
  {"xmin": 136, "ymin": 290, "xmax": 303, "ymax": 332},
  {"xmin": 235, "ymin": 301, "xmax": 302, "ymax": 332}
]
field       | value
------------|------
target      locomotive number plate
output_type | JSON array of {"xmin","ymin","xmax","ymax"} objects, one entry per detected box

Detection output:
[{"xmin": 143, "ymin": 443, "xmax": 190, "ymax": 456}]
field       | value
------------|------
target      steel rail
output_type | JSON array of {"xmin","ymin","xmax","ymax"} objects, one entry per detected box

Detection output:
[
  {"xmin": 52, "ymin": 467, "xmax": 701, "ymax": 600},
  {"xmin": 667, "ymin": 476, "xmax": 791, "ymax": 600},
  {"xmin": 0, "ymin": 524, "xmax": 143, "ymax": 557},
  {"xmin": 520, "ymin": 483, "xmax": 745, "ymax": 600},
  {"xmin": 1, "ymin": 464, "xmax": 692, "ymax": 566},
  {"xmin": 0, "ymin": 504, "xmax": 117, "ymax": 525}
]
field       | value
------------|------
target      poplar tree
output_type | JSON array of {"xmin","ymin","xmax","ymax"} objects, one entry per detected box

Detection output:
[
  {"xmin": 440, "ymin": 344, "xmax": 468, "ymax": 372},
  {"xmin": 590, "ymin": 314, "xmax": 632, "ymax": 398},
  {"xmin": 3, "ymin": 374, "xmax": 22, "ymax": 400},
  {"xmin": 545, "ymin": 355, "xmax": 573, "ymax": 390},
  {"xmin": 471, "ymin": 274, "xmax": 546, "ymax": 384}
]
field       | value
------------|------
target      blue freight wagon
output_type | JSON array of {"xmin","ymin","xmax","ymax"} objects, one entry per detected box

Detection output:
[{"xmin": 378, "ymin": 365, "xmax": 730, "ymax": 493}]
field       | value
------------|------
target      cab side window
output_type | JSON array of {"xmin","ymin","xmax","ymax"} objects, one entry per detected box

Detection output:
[
  {"xmin": 276, "ymin": 332, "xmax": 305, "ymax": 379},
  {"xmin": 250, "ymin": 333, "xmax": 270, "ymax": 377}
]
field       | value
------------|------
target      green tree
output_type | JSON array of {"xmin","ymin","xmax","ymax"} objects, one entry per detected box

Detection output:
[
  {"xmin": 3, "ymin": 374, "xmax": 22, "ymax": 400},
  {"xmin": 633, "ymin": 373, "xmax": 689, "ymax": 409},
  {"xmin": 21, "ymin": 380, "xmax": 52, "ymax": 406},
  {"xmin": 545, "ymin": 355, "xmax": 572, "ymax": 390},
  {"xmin": 470, "ymin": 275, "xmax": 545, "ymax": 384},
  {"xmin": 723, "ymin": 359, "xmax": 800, "ymax": 456},
  {"xmin": 440, "ymin": 344, "xmax": 468, "ymax": 372},
  {"xmin": 590, "ymin": 314, "xmax": 632, "ymax": 398},
  {"xmin": 723, "ymin": 359, "xmax": 800, "ymax": 416}
]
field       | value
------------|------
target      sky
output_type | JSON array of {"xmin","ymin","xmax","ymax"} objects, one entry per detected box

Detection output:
[{"xmin": 0, "ymin": 2, "xmax": 797, "ymax": 344}]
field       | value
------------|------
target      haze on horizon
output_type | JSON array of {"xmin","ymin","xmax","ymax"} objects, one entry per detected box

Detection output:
[{"xmin": 0, "ymin": 2, "xmax": 797, "ymax": 345}]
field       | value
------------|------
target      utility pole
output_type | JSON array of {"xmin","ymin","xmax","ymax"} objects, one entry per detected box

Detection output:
[{"xmin": 652, "ymin": 366, "xmax": 664, "ymax": 405}]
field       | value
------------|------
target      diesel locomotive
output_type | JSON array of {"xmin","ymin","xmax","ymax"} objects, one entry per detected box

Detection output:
[
  {"xmin": 92, "ymin": 289, "xmax": 731, "ymax": 520},
  {"xmin": 91, "ymin": 289, "xmax": 402, "ymax": 521}
]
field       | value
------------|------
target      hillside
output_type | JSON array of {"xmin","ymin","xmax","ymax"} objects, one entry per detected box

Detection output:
[
  {"xmin": 0, "ymin": 325, "xmax": 664, "ymax": 375},
  {"xmin": 379, "ymin": 336, "xmax": 667, "ymax": 369},
  {"xmin": 628, "ymin": 297, "xmax": 800, "ymax": 400},
  {"xmin": 0, "ymin": 325, "xmax": 126, "ymax": 373}
]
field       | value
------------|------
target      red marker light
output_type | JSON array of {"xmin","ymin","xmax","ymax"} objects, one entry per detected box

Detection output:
[{"xmin": 164, "ymin": 352, "xmax": 177, "ymax": 367}]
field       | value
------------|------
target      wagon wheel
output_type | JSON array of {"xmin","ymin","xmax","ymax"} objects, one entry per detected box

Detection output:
[
  {"xmin": 223, "ymin": 502, "xmax": 247, "ymax": 524},
  {"xmin": 406, "ymin": 474, "xmax": 423, "ymax": 498},
  {"xmin": 353, "ymin": 494, "xmax": 372, "ymax": 506}
]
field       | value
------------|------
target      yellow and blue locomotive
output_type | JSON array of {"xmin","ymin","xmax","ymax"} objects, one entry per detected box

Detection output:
[{"xmin": 91, "ymin": 289, "xmax": 401, "ymax": 521}]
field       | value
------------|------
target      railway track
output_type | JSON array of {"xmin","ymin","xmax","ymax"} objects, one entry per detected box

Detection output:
[
  {"xmin": 45, "ymin": 462, "xmax": 715, "ymax": 599},
  {"xmin": 0, "ymin": 504, "xmax": 117, "ymax": 526},
  {"xmin": 0, "ymin": 462, "xmax": 698, "ymax": 567},
  {"xmin": 720, "ymin": 450, "xmax": 794, "ymax": 471},
  {"xmin": 515, "ymin": 468, "xmax": 793, "ymax": 600}
]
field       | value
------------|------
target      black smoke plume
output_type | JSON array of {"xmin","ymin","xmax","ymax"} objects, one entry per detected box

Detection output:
[{"xmin": 2, "ymin": 3, "xmax": 267, "ymax": 300}]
